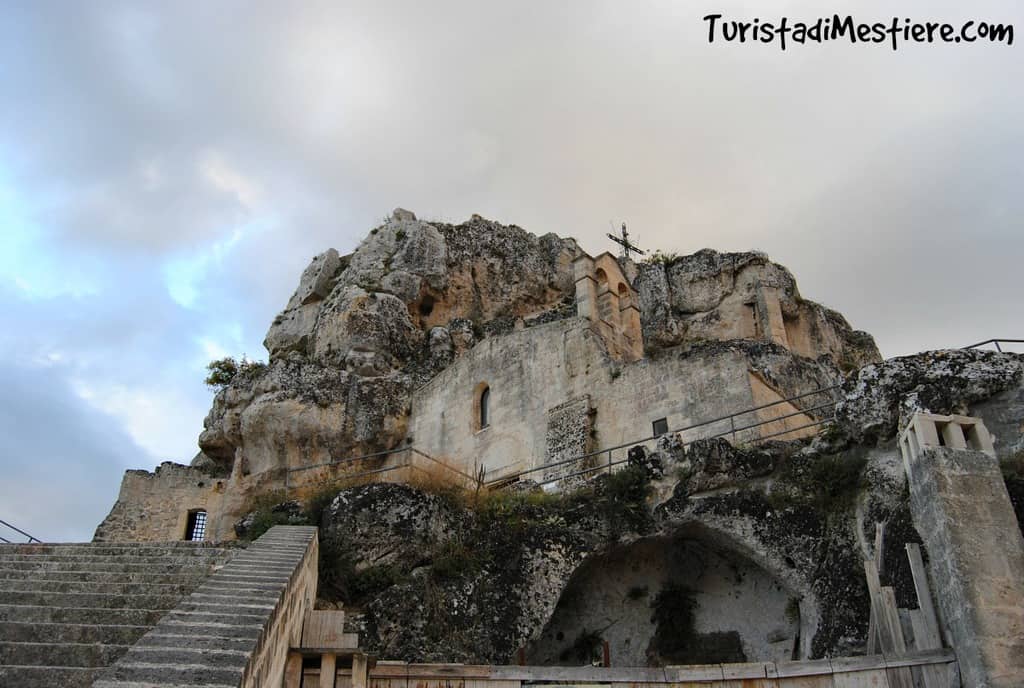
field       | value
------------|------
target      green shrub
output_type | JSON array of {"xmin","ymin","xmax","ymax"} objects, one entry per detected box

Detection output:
[
  {"xmin": 644, "ymin": 250, "xmax": 680, "ymax": 266},
  {"xmin": 204, "ymin": 355, "xmax": 267, "ymax": 390},
  {"xmin": 430, "ymin": 539, "xmax": 484, "ymax": 581}
]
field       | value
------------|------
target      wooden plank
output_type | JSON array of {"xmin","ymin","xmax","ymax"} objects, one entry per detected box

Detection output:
[
  {"xmin": 406, "ymin": 664, "xmax": 492, "ymax": 679},
  {"xmin": 721, "ymin": 662, "xmax": 771, "ymax": 679},
  {"xmin": 863, "ymin": 559, "xmax": 896, "ymax": 653},
  {"xmin": 302, "ymin": 610, "xmax": 352, "ymax": 649},
  {"xmin": 879, "ymin": 587, "xmax": 913, "ymax": 688},
  {"xmin": 284, "ymin": 650, "xmax": 304, "ymax": 688},
  {"xmin": 490, "ymin": 666, "xmax": 668, "ymax": 682},
  {"xmin": 866, "ymin": 607, "xmax": 879, "ymax": 655},
  {"xmin": 662, "ymin": 664, "xmax": 725, "ymax": 682},
  {"xmin": 776, "ymin": 677, "xmax": 832, "ymax": 688},
  {"xmin": 322, "ymin": 652, "xmax": 338, "ymax": 688},
  {"xmin": 353, "ymin": 653, "xmax": 369, "ymax": 688},
  {"xmin": 905, "ymin": 544, "xmax": 943, "ymax": 650},
  {"xmin": 832, "ymin": 668, "xmax": 888, "ymax": 687},
  {"xmin": 874, "ymin": 521, "xmax": 887, "ymax": 577},
  {"xmin": 770, "ymin": 658, "xmax": 834, "ymax": 678}
]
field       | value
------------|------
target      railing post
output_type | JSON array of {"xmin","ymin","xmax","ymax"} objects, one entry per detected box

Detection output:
[
  {"xmin": 996, "ymin": 341, "xmax": 1003, "ymax": 352},
  {"xmin": 607, "ymin": 449, "xmax": 612, "ymax": 475},
  {"xmin": 730, "ymin": 416, "xmax": 736, "ymax": 443}
]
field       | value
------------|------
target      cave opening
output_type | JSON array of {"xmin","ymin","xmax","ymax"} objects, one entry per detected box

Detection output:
[{"xmin": 527, "ymin": 533, "xmax": 801, "ymax": 667}]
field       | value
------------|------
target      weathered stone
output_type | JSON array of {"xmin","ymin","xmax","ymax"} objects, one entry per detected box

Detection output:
[{"xmin": 836, "ymin": 349, "xmax": 1024, "ymax": 445}]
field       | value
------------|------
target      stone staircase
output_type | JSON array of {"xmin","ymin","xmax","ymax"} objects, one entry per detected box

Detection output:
[{"xmin": 0, "ymin": 541, "xmax": 236, "ymax": 687}]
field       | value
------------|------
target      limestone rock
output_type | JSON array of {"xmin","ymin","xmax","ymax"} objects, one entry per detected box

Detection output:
[
  {"xmin": 287, "ymin": 249, "xmax": 341, "ymax": 309},
  {"xmin": 635, "ymin": 249, "xmax": 880, "ymax": 370},
  {"xmin": 835, "ymin": 349, "xmax": 1024, "ymax": 444},
  {"xmin": 682, "ymin": 437, "xmax": 778, "ymax": 493}
]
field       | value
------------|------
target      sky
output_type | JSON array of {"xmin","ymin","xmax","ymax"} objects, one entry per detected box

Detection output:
[{"xmin": 0, "ymin": 1, "xmax": 1020, "ymax": 542}]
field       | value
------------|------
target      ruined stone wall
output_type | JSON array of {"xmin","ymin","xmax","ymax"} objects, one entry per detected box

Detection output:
[
  {"xmin": 410, "ymin": 317, "xmax": 771, "ymax": 482},
  {"xmin": 93, "ymin": 463, "xmax": 228, "ymax": 543}
]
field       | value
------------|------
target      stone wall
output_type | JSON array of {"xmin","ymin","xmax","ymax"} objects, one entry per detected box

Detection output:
[
  {"xmin": 93, "ymin": 463, "xmax": 228, "ymax": 543},
  {"xmin": 905, "ymin": 447, "xmax": 1024, "ymax": 688},
  {"xmin": 409, "ymin": 318, "xmax": 768, "ymax": 482},
  {"xmin": 94, "ymin": 461, "xmax": 287, "ymax": 543}
]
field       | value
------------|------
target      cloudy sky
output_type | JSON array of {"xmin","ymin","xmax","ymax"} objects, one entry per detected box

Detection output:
[{"xmin": 1, "ymin": 0, "xmax": 1020, "ymax": 542}]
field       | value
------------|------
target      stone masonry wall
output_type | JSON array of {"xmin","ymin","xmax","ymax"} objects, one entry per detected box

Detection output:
[
  {"xmin": 906, "ymin": 447, "xmax": 1024, "ymax": 688},
  {"xmin": 410, "ymin": 317, "xmax": 765, "ymax": 482}
]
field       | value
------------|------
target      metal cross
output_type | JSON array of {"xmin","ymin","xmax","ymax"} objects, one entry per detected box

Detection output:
[{"xmin": 607, "ymin": 222, "xmax": 646, "ymax": 259}]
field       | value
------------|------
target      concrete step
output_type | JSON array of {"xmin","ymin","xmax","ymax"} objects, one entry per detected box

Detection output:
[
  {"xmin": 0, "ymin": 639, "xmax": 130, "ymax": 667},
  {"xmin": 0, "ymin": 590, "xmax": 185, "ymax": 609},
  {"xmin": 0, "ymin": 604, "xmax": 169, "ymax": 625},
  {"xmin": 0, "ymin": 578, "xmax": 203, "ymax": 595},
  {"xmin": 94, "ymin": 660, "xmax": 245, "ymax": 686},
  {"xmin": 0, "ymin": 558, "xmax": 229, "ymax": 574},
  {"xmin": 0, "ymin": 542, "xmax": 233, "ymax": 556},
  {"xmin": 0, "ymin": 568, "xmax": 210, "ymax": 584},
  {"xmin": 0, "ymin": 620, "xmax": 149, "ymax": 644},
  {"xmin": 0, "ymin": 664, "xmax": 102, "ymax": 688},
  {"xmin": 132, "ymin": 631, "xmax": 257, "ymax": 653}
]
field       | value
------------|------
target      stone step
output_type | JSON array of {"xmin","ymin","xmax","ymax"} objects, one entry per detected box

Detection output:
[
  {"xmin": 0, "ymin": 578, "xmax": 202, "ymax": 595},
  {"xmin": 0, "ymin": 604, "xmax": 169, "ymax": 625},
  {"xmin": 0, "ymin": 664, "xmax": 103, "ymax": 688},
  {"xmin": 0, "ymin": 542, "xmax": 234, "ymax": 555},
  {"xmin": 0, "ymin": 639, "xmax": 130, "ymax": 667},
  {"xmin": 133, "ymin": 631, "xmax": 257, "ymax": 653},
  {"xmin": 94, "ymin": 660, "xmax": 245, "ymax": 686},
  {"xmin": 117, "ymin": 644, "xmax": 250, "ymax": 671},
  {"xmin": 0, "ymin": 559, "xmax": 226, "ymax": 574},
  {"xmin": 0, "ymin": 620, "xmax": 150, "ymax": 644},
  {"xmin": 0, "ymin": 553, "xmax": 231, "ymax": 566},
  {"xmin": 0, "ymin": 590, "xmax": 184, "ymax": 609},
  {"xmin": 0, "ymin": 567, "xmax": 211, "ymax": 584}
]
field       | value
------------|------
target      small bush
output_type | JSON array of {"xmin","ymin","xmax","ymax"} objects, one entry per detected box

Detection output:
[
  {"xmin": 395, "ymin": 229, "xmax": 407, "ymax": 240},
  {"xmin": 430, "ymin": 539, "xmax": 484, "ymax": 581},
  {"xmin": 204, "ymin": 355, "xmax": 267, "ymax": 390},
  {"xmin": 644, "ymin": 250, "xmax": 680, "ymax": 266}
]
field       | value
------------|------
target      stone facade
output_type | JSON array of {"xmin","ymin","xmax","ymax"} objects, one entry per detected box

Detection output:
[
  {"xmin": 408, "ymin": 317, "xmax": 835, "ymax": 483},
  {"xmin": 96, "ymin": 212, "xmax": 878, "ymax": 542}
]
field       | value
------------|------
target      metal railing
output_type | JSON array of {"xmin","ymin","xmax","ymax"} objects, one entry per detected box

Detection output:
[
  {"xmin": 484, "ymin": 384, "xmax": 843, "ymax": 489},
  {"xmin": 0, "ymin": 518, "xmax": 41, "ymax": 544},
  {"xmin": 279, "ymin": 335, "xmax": 1021, "ymax": 496},
  {"xmin": 963, "ymin": 338, "xmax": 1024, "ymax": 352},
  {"xmin": 284, "ymin": 446, "xmax": 479, "ymax": 496}
]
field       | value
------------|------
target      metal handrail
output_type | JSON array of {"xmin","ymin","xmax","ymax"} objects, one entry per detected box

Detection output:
[
  {"xmin": 0, "ymin": 518, "xmax": 41, "ymax": 543},
  {"xmin": 963, "ymin": 338, "xmax": 1024, "ymax": 352},
  {"xmin": 284, "ymin": 445, "xmax": 479, "ymax": 496},
  {"xmin": 485, "ymin": 384, "xmax": 841, "ymax": 487}
]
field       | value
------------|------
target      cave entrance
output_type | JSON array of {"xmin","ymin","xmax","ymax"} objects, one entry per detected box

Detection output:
[{"xmin": 527, "ymin": 534, "xmax": 801, "ymax": 667}]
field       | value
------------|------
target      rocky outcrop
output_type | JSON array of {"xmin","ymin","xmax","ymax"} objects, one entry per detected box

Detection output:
[
  {"xmin": 834, "ymin": 349, "xmax": 1024, "ymax": 445},
  {"xmin": 635, "ymin": 250, "xmax": 880, "ymax": 371},
  {"xmin": 310, "ymin": 437, "xmax": 881, "ymax": 664}
]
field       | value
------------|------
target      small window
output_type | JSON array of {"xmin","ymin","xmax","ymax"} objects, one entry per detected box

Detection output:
[
  {"xmin": 185, "ymin": 510, "xmax": 207, "ymax": 541},
  {"xmin": 480, "ymin": 386, "xmax": 490, "ymax": 429},
  {"xmin": 652, "ymin": 418, "xmax": 668, "ymax": 437}
]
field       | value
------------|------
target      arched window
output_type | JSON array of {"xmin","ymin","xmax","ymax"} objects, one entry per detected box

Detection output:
[
  {"xmin": 185, "ymin": 510, "xmax": 207, "ymax": 541},
  {"xmin": 479, "ymin": 386, "xmax": 490, "ymax": 429}
]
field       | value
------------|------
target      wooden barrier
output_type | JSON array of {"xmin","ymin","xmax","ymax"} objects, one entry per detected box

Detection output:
[{"xmin": 297, "ymin": 650, "xmax": 957, "ymax": 688}]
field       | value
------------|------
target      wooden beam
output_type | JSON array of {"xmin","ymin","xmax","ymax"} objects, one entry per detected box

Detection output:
[
  {"xmin": 906, "ymin": 543, "xmax": 943, "ymax": 649},
  {"xmin": 321, "ymin": 652, "xmax": 337, "ymax": 688},
  {"xmin": 284, "ymin": 651, "xmax": 304, "ymax": 688},
  {"xmin": 352, "ymin": 652, "xmax": 369, "ymax": 688}
]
